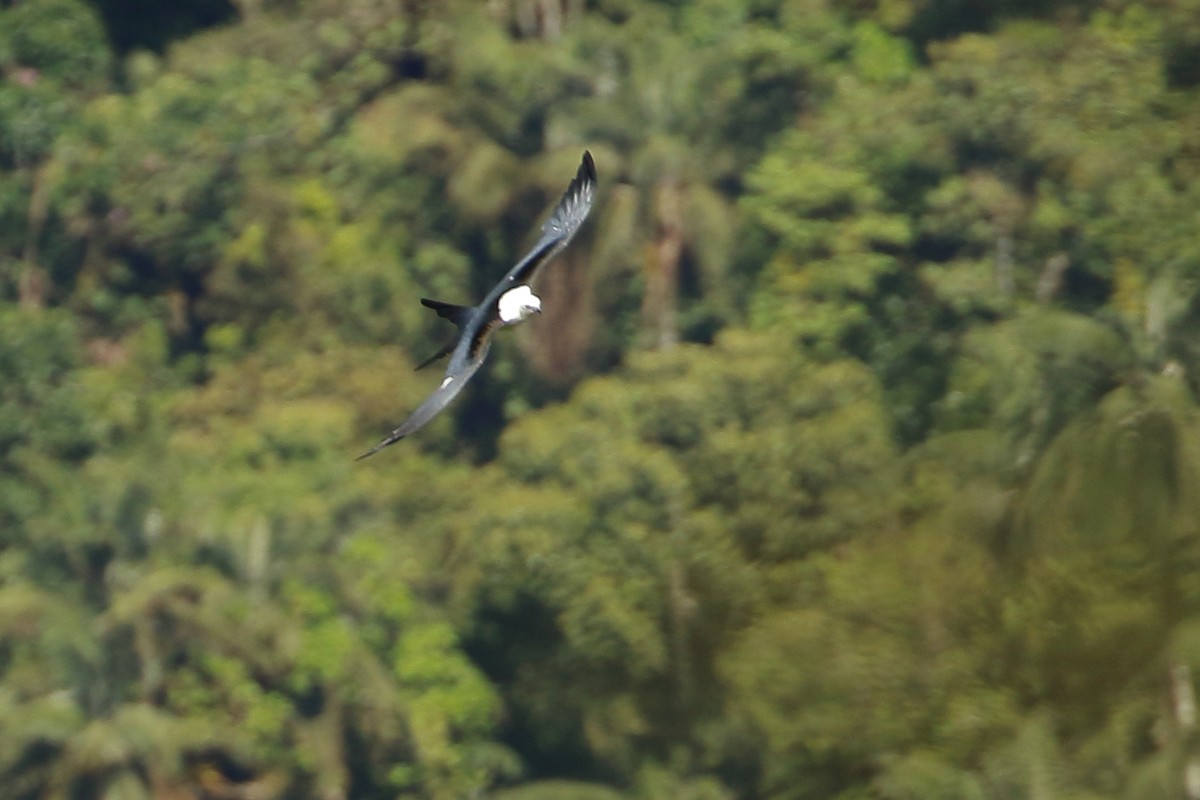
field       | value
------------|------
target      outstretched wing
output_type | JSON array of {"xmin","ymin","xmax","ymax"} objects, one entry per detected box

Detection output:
[
  {"xmin": 355, "ymin": 359, "xmax": 485, "ymax": 461},
  {"xmin": 501, "ymin": 150, "xmax": 597, "ymax": 288}
]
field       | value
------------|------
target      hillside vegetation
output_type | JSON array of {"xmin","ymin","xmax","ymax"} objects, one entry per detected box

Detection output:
[{"xmin": 3, "ymin": 0, "xmax": 1200, "ymax": 798}]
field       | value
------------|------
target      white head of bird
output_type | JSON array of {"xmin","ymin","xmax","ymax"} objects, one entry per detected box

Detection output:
[{"xmin": 498, "ymin": 284, "xmax": 542, "ymax": 323}]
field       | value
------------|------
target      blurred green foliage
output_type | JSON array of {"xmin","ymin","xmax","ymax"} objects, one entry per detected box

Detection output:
[{"xmin": 3, "ymin": 0, "xmax": 1200, "ymax": 798}]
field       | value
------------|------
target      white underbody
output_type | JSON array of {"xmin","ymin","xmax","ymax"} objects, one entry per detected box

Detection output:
[{"xmin": 498, "ymin": 284, "xmax": 542, "ymax": 323}]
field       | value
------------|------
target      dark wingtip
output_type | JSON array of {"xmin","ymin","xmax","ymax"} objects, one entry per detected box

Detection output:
[
  {"xmin": 581, "ymin": 150, "xmax": 596, "ymax": 183},
  {"xmin": 355, "ymin": 435, "xmax": 396, "ymax": 461}
]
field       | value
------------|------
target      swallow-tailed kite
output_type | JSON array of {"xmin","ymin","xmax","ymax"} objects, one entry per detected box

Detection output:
[{"xmin": 356, "ymin": 150, "xmax": 596, "ymax": 460}]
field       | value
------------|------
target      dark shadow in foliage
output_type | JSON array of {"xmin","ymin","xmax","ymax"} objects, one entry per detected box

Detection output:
[
  {"xmin": 86, "ymin": 0, "xmax": 237, "ymax": 54},
  {"xmin": 1167, "ymin": 40, "xmax": 1200, "ymax": 89},
  {"xmin": 464, "ymin": 591, "xmax": 614, "ymax": 785},
  {"xmin": 905, "ymin": 0, "xmax": 1104, "ymax": 50}
]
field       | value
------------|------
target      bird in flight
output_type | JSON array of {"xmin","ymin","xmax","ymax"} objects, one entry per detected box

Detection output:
[{"xmin": 357, "ymin": 150, "xmax": 597, "ymax": 460}]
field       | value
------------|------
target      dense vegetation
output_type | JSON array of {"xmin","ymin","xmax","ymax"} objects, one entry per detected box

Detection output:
[{"xmin": 4, "ymin": 0, "xmax": 1200, "ymax": 797}]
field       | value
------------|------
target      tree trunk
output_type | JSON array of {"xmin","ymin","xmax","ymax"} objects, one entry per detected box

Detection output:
[
  {"xmin": 994, "ymin": 230, "xmax": 1014, "ymax": 299},
  {"xmin": 644, "ymin": 180, "xmax": 683, "ymax": 349},
  {"xmin": 538, "ymin": 0, "xmax": 562, "ymax": 40},
  {"xmin": 17, "ymin": 263, "xmax": 46, "ymax": 309},
  {"xmin": 18, "ymin": 165, "xmax": 49, "ymax": 309},
  {"xmin": 527, "ymin": 251, "xmax": 593, "ymax": 382},
  {"xmin": 514, "ymin": 0, "xmax": 537, "ymax": 37},
  {"xmin": 1171, "ymin": 662, "xmax": 1200, "ymax": 800},
  {"xmin": 667, "ymin": 560, "xmax": 697, "ymax": 707},
  {"xmin": 1035, "ymin": 252, "xmax": 1069, "ymax": 304}
]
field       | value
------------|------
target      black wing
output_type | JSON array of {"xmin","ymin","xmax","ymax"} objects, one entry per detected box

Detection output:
[
  {"xmin": 355, "ymin": 360, "xmax": 485, "ymax": 460},
  {"xmin": 502, "ymin": 150, "xmax": 597, "ymax": 288}
]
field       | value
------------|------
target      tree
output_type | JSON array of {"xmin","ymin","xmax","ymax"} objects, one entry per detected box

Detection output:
[
  {"xmin": 0, "ymin": 0, "xmax": 111, "ymax": 308},
  {"xmin": 456, "ymin": 330, "xmax": 897, "ymax": 790}
]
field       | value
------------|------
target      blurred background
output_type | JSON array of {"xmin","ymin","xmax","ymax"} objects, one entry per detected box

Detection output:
[{"xmin": 3, "ymin": 0, "xmax": 1200, "ymax": 798}]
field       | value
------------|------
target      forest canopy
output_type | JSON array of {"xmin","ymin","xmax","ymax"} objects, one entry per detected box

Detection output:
[{"xmin": 3, "ymin": 0, "xmax": 1200, "ymax": 798}]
